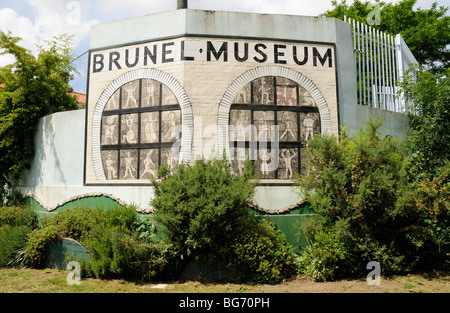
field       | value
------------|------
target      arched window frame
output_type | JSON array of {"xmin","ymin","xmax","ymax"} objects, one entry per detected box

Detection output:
[
  {"xmin": 218, "ymin": 66, "xmax": 332, "ymax": 182},
  {"xmin": 92, "ymin": 69, "xmax": 193, "ymax": 181}
]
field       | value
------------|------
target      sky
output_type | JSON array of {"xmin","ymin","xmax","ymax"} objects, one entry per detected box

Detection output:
[{"xmin": 0, "ymin": 0, "xmax": 445, "ymax": 93}]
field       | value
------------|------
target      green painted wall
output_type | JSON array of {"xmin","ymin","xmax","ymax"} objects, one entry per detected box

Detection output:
[
  {"xmin": 26, "ymin": 195, "xmax": 125, "ymax": 219},
  {"xmin": 27, "ymin": 195, "xmax": 313, "ymax": 256}
]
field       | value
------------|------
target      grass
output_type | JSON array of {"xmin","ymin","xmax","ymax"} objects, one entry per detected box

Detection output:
[{"xmin": 0, "ymin": 268, "xmax": 448, "ymax": 293}]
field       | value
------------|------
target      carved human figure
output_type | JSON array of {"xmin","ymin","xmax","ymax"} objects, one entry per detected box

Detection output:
[
  {"xmin": 163, "ymin": 112, "xmax": 177, "ymax": 141},
  {"xmin": 256, "ymin": 78, "xmax": 271, "ymax": 104},
  {"xmin": 280, "ymin": 112, "xmax": 296, "ymax": 141},
  {"xmin": 123, "ymin": 84, "xmax": 137, "ymax": 108},
  {"xmin": 303, "ymin": 113, "xmax": 315, "ymax": 141},
  {"xmin": 145, "ymin": 81, "xmax": 157, "ymax": 106},
  {"xmin": 282, "ymin": 149, "xmax": 297, "ymax": 179},
  {"xmin": 260, "ymin": 149, "xmax": 273, "ymax": 176},
  {"xmin": 143, "ymin": 114, "xmax": 158, "ymax": 143},
  {"xmin": 122, "ymin": 151, "xmax": 136, "ymax": 179},
  {"xmin": 103, "ymin": 116, "xmax": 117, "ymax": 144},
  {"xmin": 140, "ymin": 150, "xmax": 156, "ymax": 179},
  {"xmin": 123, "ymin": 115, "xmax": 137, "ymax": 144},
  {"xmin": 258, "ymin": 111, "xmax": 272, "ymax": 142},
  {"xmin": 105, "ymin": 152, "xmax": 117, "ymax": 179}
]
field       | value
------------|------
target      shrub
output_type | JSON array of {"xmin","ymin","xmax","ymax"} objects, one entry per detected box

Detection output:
[
  {"xmin": 295, "ymin": 117, "xmax": 449, "ymax": 281},
  {"xmin": 151, "ymin": 157, "xmax": 257, "ymax": 265},
  {"xmin": 0, "ymin": 206, "xmax": 37, "ymax": 268},
  {"xmin": 81, "ymin": 230, "xmax": 174, "ymax": 281},
  {"xmin": 231, "ymin": 218, "xmax": 297, "ymax": 284},
  {"xmin": 393, "ymin": 162, "xmax": 450, "ymax": 271},
  {"xmin": 0, "ymin": 206, "xmax": 38, "ymax": 229},
  {"xmin": 25, "ymin": 206, "xmax": 112, "ymax": 268},
  {"xmin": 0, "ymin": 225, "xmax": 32, "ymax": 268},
  {"xmin": 151, "ymin": 155, "xmax": 297, "ymax": 283},
  {"xmin": 39, "ymin": 206, "xmax": 106, "ymax": 240},
  {"xmin": 24, "ymin": 224, "xmax": 62, "ymax": 268},
  {"xmin": 23, "ymin": 204, "xmax": 171, "ymax": 281}
]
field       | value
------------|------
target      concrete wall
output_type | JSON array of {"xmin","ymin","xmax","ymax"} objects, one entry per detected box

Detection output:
[
  {"xmin": 16, "ymin": 9, "xmax": 410, "ymax": 214},
  {"xmin": 15, "ymin": 110, "xmax": 155, "ymax": 211}
]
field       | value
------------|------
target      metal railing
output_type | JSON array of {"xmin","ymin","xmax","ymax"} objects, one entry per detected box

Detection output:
[{"xmin": 344, "ymin": 16, "xmax": 417, "ymax": 113}]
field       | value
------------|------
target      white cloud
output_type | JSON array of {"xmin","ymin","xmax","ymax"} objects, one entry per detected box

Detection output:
[{"xmin": 0, "ymin": 0, "xmax": 99, "ymax": 67}]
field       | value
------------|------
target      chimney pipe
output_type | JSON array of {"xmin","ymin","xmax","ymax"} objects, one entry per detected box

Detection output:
[{"xmin": 177, "ymin": 0, "xmax": 188, "ymax": 9}]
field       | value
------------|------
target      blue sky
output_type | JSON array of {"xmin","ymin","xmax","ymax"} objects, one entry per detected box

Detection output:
[{"xmin": 0, "ymin": 0, "xmax": 443, "ymax": 93}]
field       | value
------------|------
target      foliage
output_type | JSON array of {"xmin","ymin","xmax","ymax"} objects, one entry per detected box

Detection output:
[
  {"xmin": 79, "ymin": 207, "xmax": 173, "ymax": 281},
  {"xmin": 399, "ymin": 66, "xmax": 450, "ymax": 178},
  {"xmin": 0, "ymin": 225, "xmax": 33, "ymax": 268},
  {"xmin": 22, "ymin": 205, "xmax": 175, "ymax": 281},
  {"xmin": 394, "ymin": 163, "xmax": 450, "ymax": 270},
  {"xmin": 151, "ymin": 156, "xmax": 296, "ymax": 284},
  {"xmin": 0, "ymin": 31, "xmax": 80, "ymax": 203},
  {"xmin": 323, "ymin": 0, "xmax": 450, "ymax": 73},
  {"xmin": 151, "ymin": 156, "xmax": 257, "ymax": 264},
  {"xmin": 231, "ymin": 218, "xmax": 297, "ymax": 284},
  {"xmin": 296, "ymin": 233, "xmax": 350, "ymax": 282},
  {"xmin": 0, "ymin": 206, "xmax": 37, "ymax": 268},
  {"xmin": 24, "ymin": 207, "xmax": 104, "ymax": 268},
  {"xmin": 295, "ymin": 117, "xmax": 449, "ymax": 281},
  {"xmin": 0, "ymin": 206, "xmax": 38, "ymax": 229}
]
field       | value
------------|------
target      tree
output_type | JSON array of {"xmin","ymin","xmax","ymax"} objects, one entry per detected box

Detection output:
[
  {"xmin": 0, "ymin": 31, "xmax": 79, "ymax": 203},
  {"xmin": 399, "ymin": 66, "xmax": 450, "ymax": 178},
  {"xmin": 323, "ymin": 0, "xmax": 450, "ymax": 73}
]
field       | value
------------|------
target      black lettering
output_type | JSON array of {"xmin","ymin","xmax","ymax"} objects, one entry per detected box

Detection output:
[
  {"xmin": 293, "ymin": 46, "xmax": 308, "ymax": 66},
  {"xmin": 181, "ymin": 41, "xmax": 194, "ymax": 61},
  {"xmin": 253, "ymin": 43, "xmax": 267, "ymax": 63},
  {"xmin": 207, "ymin": 41, "xmax": 228, "ymax": 62},
  {"xmin": 313, "ymin": 48, "xmax": 332, "ymax": 67},
  {"xmin": 109, "ymin": 52, "xmax": 122, "ymax": 71},
  {"xmin": 162, "ymin": 42, "xmax": 175, "ymax": 63},
  {"xmin": 144, "ymin": 45, "xmax": 157, "ymax": 65},
  {"xmin": 125, "ymin": 48, "xmax": 139, "ymax": 68},
  {"xmin": 93, "ymin": 54, "xmax": 104, "ymax": 73},
  {"xmin": 234, "ymin": 42, "xmax": 249, "ymax": 62},
  {"xmin": 274, "ymin": 44, "xmax": 287, "ymax": 64}
]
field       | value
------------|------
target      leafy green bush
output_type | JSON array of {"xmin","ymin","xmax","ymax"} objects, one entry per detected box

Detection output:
[
  {"xmin": 0, "ymin": 225, "xmax": 32, "ymax": 268},
  {"xmin": 151, "ymin": 156, "xmax": 297, "ymax": 284},
  {"xmin": 295, "ymin": 117, "xmax": 449, "ymax": 281},
  {"xmin": 25, "ymin": 207, "xmax": 103, "ymax": 267},
  {"xmin": 151, "ymin": 157, "xmax": 257, "ymax": 264},
  {"xmin": 79, "ymin": 211, "xmax": 172, "ymax": 281},
  {"xmin": 0, "ymin": 206, "xmax": 38, "ymax": 229},
  {"xmin": 394, "ymin": 162, "xmax": 450, "ymax": 271},
  {"xmin": 231, "ymin": 218, "xmax": 297, "ymax": 284},
  {"xmin": 0, "ymin": 206, "xmax": 37, "ymax": 268},
  {"xmin": 24, "ymin": 224, "xmax": 62, "ymax": 268},
  {"xmin": 24, "ymin": 205, "xmax": 172, "ymax": 281}
]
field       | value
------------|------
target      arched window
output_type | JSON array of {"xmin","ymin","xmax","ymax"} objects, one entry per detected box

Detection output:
[
  {"xmin": 100, "ymin": 79, "xmax": 181, "ymax": 180},
  {"xmin": 229, "ymin": 76, "xmax": 321, "ymax": 180}
]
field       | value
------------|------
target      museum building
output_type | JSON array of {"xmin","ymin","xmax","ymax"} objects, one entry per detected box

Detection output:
[{"xmin": 16, "ymin": 4, "xmax": 415, "ymax": 217}]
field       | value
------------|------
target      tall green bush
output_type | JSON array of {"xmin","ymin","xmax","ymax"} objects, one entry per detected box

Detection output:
[
  {"xmin": 0, "ymin": 206, "xmax": 38, "ymax": 229},
  {"xmin": 295, "ymin": 117, "xmax": 449, "ymax": 281},
  {"xmin": 151, "ymin": 157, "xmax": 257, "ymax": 265},
  {"xmin": 151, "ymin": 156, "xmax": 297, "ymax": 283},
  {"xmin": 0, "ymin": 206, "xmax": 37, "ymax": 268}
]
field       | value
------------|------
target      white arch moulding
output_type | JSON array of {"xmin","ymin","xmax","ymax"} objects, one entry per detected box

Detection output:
[
  {"xmin": 92, "ymin": 68, "xmax": 193, "ymax": 181},
  {"xmin": 217, "ymin": 65, "xmax": 333, "ymax": 159}
]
